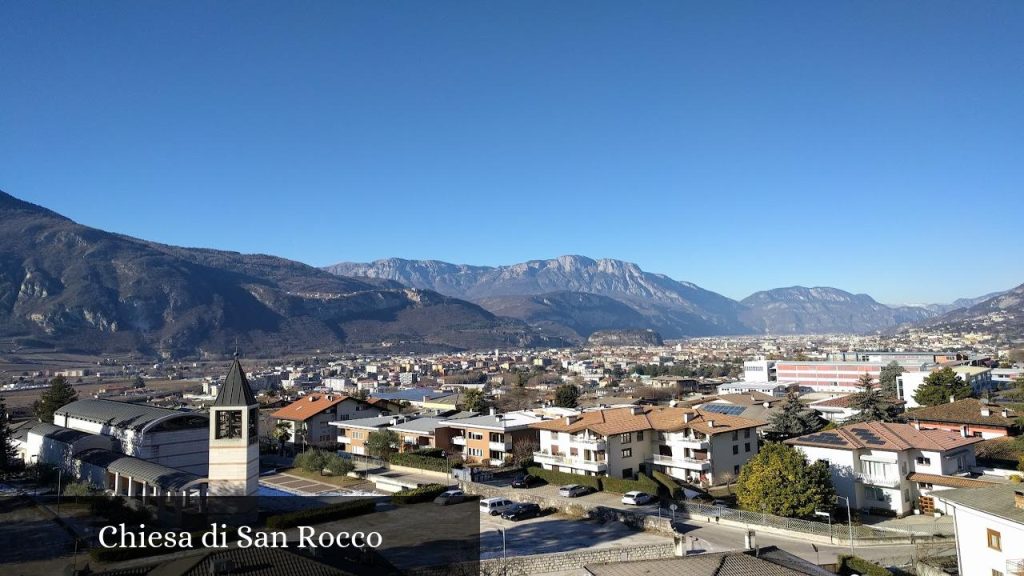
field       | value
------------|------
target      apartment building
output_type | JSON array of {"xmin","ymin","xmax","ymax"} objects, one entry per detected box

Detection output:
[
  {"xmin": 271, "ymin": 394, "xmax": 385, "ymax": 448},
  {"xmin": 786, "ymin": 421, "xmax": 984, "ymax": 515},
  {"xmin": 331, "ymin": 414, "xmax": 408, "ymax": 455},
  {"xmin": 530, "ymin": 406, "xmax": 765, "ymax": 486},
  {"xmin": 436, "ymin": 410, "xmax": 541, "ymax": 466},
  {"xmin": 936, "ymin": 483, "xmax": 1024, "ymax": 576}
]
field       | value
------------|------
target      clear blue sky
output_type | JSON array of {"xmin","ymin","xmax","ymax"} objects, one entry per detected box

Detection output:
[{"xmin": 2, "ymin": 2, "xmax": 1022, "ymax": 304}]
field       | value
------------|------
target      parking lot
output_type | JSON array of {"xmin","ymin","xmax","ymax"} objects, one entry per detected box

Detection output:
[{"xmin": 477, "ymin": 476, "xmax": 663, "ymax": 515}]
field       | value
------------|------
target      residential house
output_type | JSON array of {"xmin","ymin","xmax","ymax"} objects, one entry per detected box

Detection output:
[
  {"xmin": 271, "ymin": 394, "xmax": 384, "ymax": 448},
  {"xmin": 331, "ymin": 414, "xmax": 399, "ymax": 456},
  {"xmin": 809, "ymin": 394, "xmax": 904, "ymax": 424},
  {"xmin": 786, "ymin": 422, "xmax": 984, "ymax": 515},
  {"xmin": 530, "ymin": 406, "xmax": 765, "ymax": 486},
  {"xmin": 906, "ymin": 398, "xmax": 1018, "ymax": 439},
  {"xmin": 436, "ymin": 410, "xmax": 542, "ymax": 466},
  {"xmin": 935, "ymin": 482, "xmax": 1024, "ymax": 576}
]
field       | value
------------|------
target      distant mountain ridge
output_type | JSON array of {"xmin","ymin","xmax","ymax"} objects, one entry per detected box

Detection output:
[
  {"xmin": 328, "ymin": 257, "xmax": 1011, "ymax": 337},
  {"xmin": 921, "ymin": 283, "xmax": 1024, "ymax": 344},
  {"xmin": 328, "ymin": 256, "xmax": 749, "ymax": 338},
  {"xmin": 0, "ymin": 191, "xmax": 563, "ymax": 357},
  {"xmin": 739, "ymin": 286, "xmax": 934, "ymax": 335}
]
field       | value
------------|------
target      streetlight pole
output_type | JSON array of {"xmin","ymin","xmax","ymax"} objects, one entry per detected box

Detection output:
[
  {"xmin": 57, "ymin": 468, "xmax": 63, "ymax": 514},
  {"xmin": 837, "ymin": 495, "xmax": 854, "ymax": 555}
]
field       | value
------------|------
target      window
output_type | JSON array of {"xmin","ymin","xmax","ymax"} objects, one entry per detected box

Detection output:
[
  {"xmin": 732, "ymin": 445, "xmax": 739, "ymax": 455},
  {"xmin": 490, "ymin": 432, "xmax": 504, "ymax": 443},
  {"xmin": 733, "ymin": 465, "xmax": 740, "ymax": 475},
  {"xmin": 622, "ymin": 448, "xmax": 632, "ymax": 458},
  {"xmin": 620, "ymin": 433, "xmax": 632, "ymax": 444},
  {"xmin": 744, "ymin": 442, "xmax": 751, "ymax": 453},
  {"xmin": 468, "ymin": 432, "xmax": 484, "ymax": 440},
  {"xmin": 732, "ymin": 431, "xmax": 739, "ymax": 441},
  {"xmin": 468, "ymin": 448, "xmax": 483, "ymax": 457},
  {"xmin": 916, "ymin": 456, "xmax": 931, "ymax": 466},
  {"xmin": 490, "ymin": 450, "xmax": 504, "ymax": 461},
  {"xmin": 636, "ymin": 431, "xmax": 644, "ymax": 441},
  {"xmin": 988, "ymin": 528, "xmax": 1002, "ymax": 551},
  {"xmin": 744, "ymin": 429, "xmax": 751, "ymax": 439},
  {"xmin": 248, "ymin": 408, "xmax": 258, "ymax": 444},
  {"xmin": 352, "ymin": 431, "xmax": 362, "ymax": 439},
  {"xmin": 865, "ymin": 486, "xmax": 885, "ymax": 501}
]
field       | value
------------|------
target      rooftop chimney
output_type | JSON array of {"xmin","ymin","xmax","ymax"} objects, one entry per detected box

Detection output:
[
  {"xmin": 1015, "ymin": 490, "xmax": 1024, "ymax": 510},
  {"xmin": 1002, "ymin": 409, "xmax": 1009, "ymax": 418},
  {"xmin": 683, "ymin": 412, "xmax": 695, "ymax": 423},
  {"xmin": 565, "ymin": 415, "xmax": 580, "ymax": 426},
  {"xmin": 489, "ymin": 407, "xmax": 496, "ymax": 416},
  {"xmin": 981, "ymin": 406, "xmax": 991, "ymax": 417},
  {"xmin": 707, "ymin": 420, "xmax": 715, "ymax": 428},
  {"xmin": 630, "ymin": 406, "xmax": 644, "ymax": 415},
  {"xmin": 912, "ymin": 420, "xmax": 921, "ymax": 430}
]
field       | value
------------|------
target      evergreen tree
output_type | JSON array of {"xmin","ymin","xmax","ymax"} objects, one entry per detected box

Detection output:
[
  {"xmin": 878, "ymin": 361, "xmax": 905, "ymax": 396},
  {"xmin": 846, "ymin": 375, "xmax": 902, "ymax": 423},
  {"xmin": 735, "ymin": 442, "xmax": 836, "ymax": 518},
  {"xmin": 0, "ymin": 395, "xmax": 19, "ymax": 474},
  {"xmin": 767, "ymin": 393, "xmax": 823, "ymax": 439},
  {"xmin": 461, "ymin": 388, "xmax": 486, "ymax": 412},
  {"xmin": 913, "ymin": 367, "xmax": 973, "ymax": 407},
  {"xmin": 366, "ymin": 429, "xmax": 400, "ymax": 461},
  {"xmin": 553, "ymin": 384, "xmax": 580, "ymax": 408},
  {"xmin": 32, "ymin": 375, "xmax": 79, "ymax": 423}
]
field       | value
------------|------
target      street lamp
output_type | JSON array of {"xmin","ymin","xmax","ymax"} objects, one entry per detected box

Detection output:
[
  {"xmin": 836, "ymin": 495, "xmax": 854, "ymax": 555},
  {"xmin": 814, "ymin": 510, "xmax": 832, "ymax": 544}
]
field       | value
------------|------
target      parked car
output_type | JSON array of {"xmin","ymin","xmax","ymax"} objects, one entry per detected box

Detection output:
[
  {"xmin": 501, "ymin": 502, "xmax": 542, "ymax": 521},
  {"xmin": 511, "ymin": 474, "xmax": 540, "ymax": 488},
  {"xmin": 621, "ymin": 491, "xmax": 656, "ymax": 505},
  {"xmin": 433, "ymin": 489, "xmax": 465, "ymax": 505},
  {"xmin": 479, "ymin": 497, "xmax": 516, "ymax": 515},
  {"xmin": 558, "ymin": 484, "xmax": 594, "ymax": 498}
]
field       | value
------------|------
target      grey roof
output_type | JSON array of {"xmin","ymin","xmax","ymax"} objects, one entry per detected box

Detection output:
[
  {"xmin": 370, "ymin": 389, "xmax": 446, "ymax": 402},
  {"xmin": 388, "ymin": 417, "xmax": 448, "ymax": 434},
  {"xmin": 75, "ymin": 448, "xmax": 202, "ymax": 490},
  {"xmin": 331, "ymin": 415, "xmax": 399, "ymax": 429},
  {"xmin": 92, "ymin": 545, "xmax": 386, "ymax": 576},
  {"xmin": 214, "ymin": 358, "xmax": 258, "ymax": 407},
  {"xmin": 935, "ymin": 482, "xmax": 1024, "ymax": 524},
  {"xmin": 28, "ymin": 422, "xmax": 100, "ymax": 444},
  {"xmin": 54, "ymin": 399, "xmax": 206, "ymax": 431},
  {"xmin": 584, "ymin": 548, "xmax": 833, "ymax": 576}
]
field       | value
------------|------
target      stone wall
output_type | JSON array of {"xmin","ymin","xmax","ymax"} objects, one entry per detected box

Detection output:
[{"xmin": 408, "ymin": 543, "xmax": 677, "ymax": 576}]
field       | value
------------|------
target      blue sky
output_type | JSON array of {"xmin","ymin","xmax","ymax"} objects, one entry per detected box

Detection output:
[{"xmin": 2, "ymin": 2, "xmax": 1022, "ymax": 304}]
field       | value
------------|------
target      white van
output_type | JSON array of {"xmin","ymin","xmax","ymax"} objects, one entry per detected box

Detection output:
[{"xmin": 479, "ymin": 497, "xmax": 516, "ymax": 516}]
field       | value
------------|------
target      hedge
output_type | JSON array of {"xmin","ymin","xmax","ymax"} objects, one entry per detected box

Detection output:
[
  {"xmin": 838, "ymin": 555, "xmax": 893, "ymax": 576},
  {"xmin": 526, "ymin": 466, "xmax": 601, "ymax": 490},
  {"xmin": 266, "ymin": 498, "xmax": 377, "ymax": 530},
  {"xmin": 599, "ymin": 473, "xmax": 659, "ymax": 495},
  {"xmin": 391, "ymin": 483, "xmax": 449, "ymax": 505},
  {"xmin": 652, "ymin": 470, "xmax": 683, "ymax": 499},
  {"xmin": 389, "ymin": 452, "xmax": 450, "ymax": 473}
]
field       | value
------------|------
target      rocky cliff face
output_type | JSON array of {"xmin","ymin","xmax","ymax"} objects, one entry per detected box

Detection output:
[{"xmin": 739, "ymin": 286, "xmax": 935, "ymax": 334}]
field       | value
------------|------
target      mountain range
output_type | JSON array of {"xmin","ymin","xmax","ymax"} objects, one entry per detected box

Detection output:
[
  {"xmin": 327, "ymin": 257, "xmax": 1018, "ymax": 340},
  {"xmin": 1, "ymin": 189, "xmax": 1018, "ymax": 358},
  {"xmin": 0, "ymin": 191, "xmax": 563, "ymax": 357}
]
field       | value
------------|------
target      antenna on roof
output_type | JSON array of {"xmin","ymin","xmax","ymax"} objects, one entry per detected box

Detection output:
[{"xmin": 234, "ymin": 338, "xmax": 239, "ymax": 358}]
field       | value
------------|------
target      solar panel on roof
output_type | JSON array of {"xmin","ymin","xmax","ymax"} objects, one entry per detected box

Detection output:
[{"xmin": 702, "ymin": 404, "xmax": 745, "ymax": 416}]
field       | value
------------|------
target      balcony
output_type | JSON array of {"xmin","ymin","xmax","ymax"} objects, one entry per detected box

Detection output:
[
  {"xmin": 854, "ymin": 473, "xmax": 901, "ymax": 488},
  {"xmin": 336, "ymin": 435, "xmax": 352, "ymax": 444},
  {"xmin": 1006, "ymin": 559, "xmax": 1024, "ymax": 576},
  {"xmin": 667, "ymin": 437, "xmax": 710, "ymax": 450},
  {"xmin": 533, "ymin": 451, "xmax": 608, "ymax": 473},
  {"xmin": 452, "ymin": 436, "xmax": 466, "ymax": 446},
  {"xmin": 648, "ymin": 454, "xmax": 711, "ymax": 471},
  {"xmin": 570, "ymin": 437, "xmax": 607, "ymax": 451},
  {"xmin": 489, "ymin": 441, "xmax": 511, "ymax": 452}
]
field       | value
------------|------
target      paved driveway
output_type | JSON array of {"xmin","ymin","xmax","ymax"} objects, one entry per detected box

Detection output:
[
  {"xmin": 479, "ymin": 512, "xmax": 671, "ymax": 559},
  {"xmin": 478, "ymin": 478, "xmax": 662, "ymax": 514}
]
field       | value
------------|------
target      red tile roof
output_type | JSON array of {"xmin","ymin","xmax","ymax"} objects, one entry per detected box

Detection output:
[
  {"xmin": 530, "ymin": 406, "xmax": 765, "ymax": 437},
  {"xmin": 785, "ymin": 421, "xmax": 984, "ymax": 452},
  {"xmin": 906, "ymin": 398, "xmax": 1017, "ymax": 428},
  {"xmin": 271, "ymin": 394, "xmax": 355, "ymax": 421}
]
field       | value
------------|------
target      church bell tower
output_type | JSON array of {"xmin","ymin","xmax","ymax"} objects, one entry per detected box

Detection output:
[{"xmin": 208, "ymin": 357, "xmax": 259, "ymax": 496}]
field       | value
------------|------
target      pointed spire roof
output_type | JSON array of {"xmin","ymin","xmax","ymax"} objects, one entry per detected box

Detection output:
[{"xmin": 214, "ymin": 358, "xmax": 258, "ymax": 407}]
